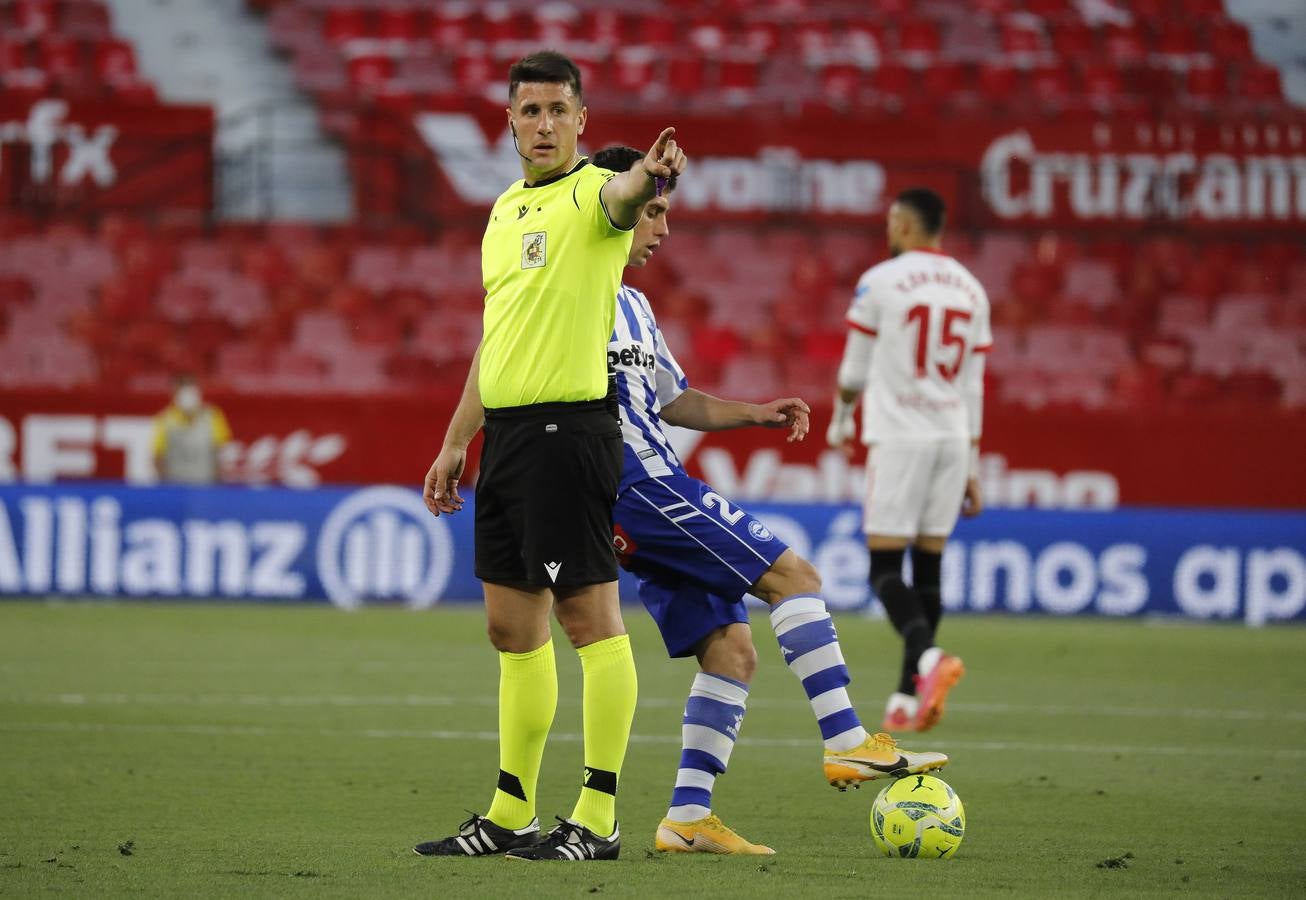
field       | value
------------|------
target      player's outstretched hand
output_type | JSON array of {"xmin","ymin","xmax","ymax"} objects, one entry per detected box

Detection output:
[
  {"xmin": 423, "ymin": 446, "xmax": 466, "ymax": 517},
  {"xmin": 961, "ymin": 476, "xmax": 983, "ymax": 518},
  {"xmin": 826, "ymin": 406, "xmax": 856, "ymax": 456},
  {"xmin": 757, "ymin": 397, "xmax": 811, "ymax": 442},
  {"xmin": 643, "ymin": 127, "xmax": 687, "ymax": 181}
]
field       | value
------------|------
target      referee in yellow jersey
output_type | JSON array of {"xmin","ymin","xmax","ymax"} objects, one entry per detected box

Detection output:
[{"xmin": 415, "ymin": 50, "xmax": 686, "ymax": 862}]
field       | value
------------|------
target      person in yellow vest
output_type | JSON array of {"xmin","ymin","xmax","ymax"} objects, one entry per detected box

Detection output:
[
  {"xmin": 152, "ymin": 374, "xmax": 231, "ymax": 484},
  {"xmin": 415, "ymin": 50, "xmax": 686, "ymax": 862}
]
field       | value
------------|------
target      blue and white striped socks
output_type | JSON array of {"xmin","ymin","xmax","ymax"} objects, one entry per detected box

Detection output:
[
  {"xmin": 666, "ymin": 672, "xmax": 748, "ymax": 823},
  {"xmin": 770, "ymin": 595, "xmax": 869, "ymax": 753}
]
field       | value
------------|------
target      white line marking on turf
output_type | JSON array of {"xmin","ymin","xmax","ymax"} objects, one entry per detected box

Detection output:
[
  {"xmin": 3, "ymin": 720, "xmax": 1305, "ymax": 760},
  {"xmin": 3, "ymin": 692, "xmax": 1304, "ymax": 723}
]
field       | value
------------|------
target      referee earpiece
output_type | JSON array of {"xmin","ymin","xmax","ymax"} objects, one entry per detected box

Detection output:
[{"xmin": 509, "ymin": 121, "xmax": 533, "ymax": 163}]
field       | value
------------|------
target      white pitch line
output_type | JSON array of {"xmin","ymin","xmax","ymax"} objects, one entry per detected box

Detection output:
[
  {"xmin": 3, "ymin": 720, "xmax": 1305, "ymax": 761},
  {"xmin": 3, "ymin": 692, "xmax": 1305, "ymax": 723}
]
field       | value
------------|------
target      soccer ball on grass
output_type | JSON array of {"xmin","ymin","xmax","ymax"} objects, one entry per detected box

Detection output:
[{"xmin": 870, "ymin": 773, "xmax": 965, "ymax": 859}]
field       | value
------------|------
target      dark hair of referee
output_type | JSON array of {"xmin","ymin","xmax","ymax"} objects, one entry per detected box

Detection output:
[{"xmin": 509, "ymin": 50, "xmax": 582, "ymax": 102}]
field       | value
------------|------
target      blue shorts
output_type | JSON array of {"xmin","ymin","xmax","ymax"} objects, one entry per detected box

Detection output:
[{"xmin": 613, "ymin": 473, "xmax": 789, "ymax": 658}]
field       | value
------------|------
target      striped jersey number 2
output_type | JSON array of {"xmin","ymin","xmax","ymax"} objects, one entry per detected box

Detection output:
[
  {"xmin": 905, "ymin": 304, "xmax": 971, "ymax": 382},
  {"xmin": 704, "ymin": 492, "xmax": 745, "ymax": 525}
]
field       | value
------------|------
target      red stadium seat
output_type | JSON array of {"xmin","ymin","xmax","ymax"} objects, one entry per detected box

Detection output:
[
  {"xmin": 865, "ymin": 0, "xmax": 915, "ymax": 14},
  {"xmin": 667, "ymin": 55, "xmax": 705, "ymax": 95},
  {"xmin": 1081, "ymin": 63, "xmax": 1125, "ymax": 109},
  {"xmin": 1154, "ymin": 23, "xmax": 1202, "ymax": 64},
  {"xmin": 1184, "ymin": 64, "xmax": 1228, "ymax": 102},
  {"xmin": 897, "ymin": 18, "xmax": 940, "ymax": 61},
  {"xmin": 820, "ymin": 63, "xmax": 863, "ymax": 105},
  {"xmin": 871, "ymin": 62, "xmax": 912, "ymax": 102},
  {"xmin": 638, "ymin": 14, "xmax": 677, "ymax": 49},
  {"xmin": 718, "ymin": 54, "xmax": 760, "ymax": 101},
  {"xmin": 1104, "ymin": 24, "xmax": 1149, "ymax": 65},
  {"xmin": 1133, "ymin": 64, "xmax": 1179, "ymax": 104},
  {"xmin": 971, "ymin": 0, "xmax": 1018, "ymax": 14},
  {"xmin": 376, "ymin": 7, "xmax": 421, "ymax": 45},
  {"xmin": 612, "ymin": 46, "xmax": 657, "ymax": 94},
  {"xmin": 481, "ymin": 5, "xmax": 524, "ymax": 46},
  {"xmin": 37, "ymin": 34, "xmax": 81, "ymax": 79},
  {"xmin": 841, "ymin": 21, "xmax": 886, "ymax": 66},
  {"xmin": 0, "ymin": 73, "xmax": 49, "ymax": 110},
  {"xmin": 1129, "ymin": 0, "xmax": 1172, "ymax": 22},
  {"xmin": 323, "ymin": 6, "xmax": 368, "ymax": 44},
  {"xmin": 431, "ymin": 5, "xmax": 479, "ymax": 49},
  {"xmin": 62, "ymin": 1, "xmax": 112, "ymax": 37},
  {"xmin": 107, "ymin": 75, "xmax": 158, "ymax": 104},
  {"xmin": 346, "ymin": 54, "xmax": 394, "ymax": 93},
  {"xmin": 1207, "ymin": 19, "xmax": 1251, "ymax": 60},
  {"xmin": 14, "ymin": 0, "xmax": 56, "ymax": 34},
  {"xmin": 795, "ymin": 21, "xmax": 834, "ymax": 60},
  {"xmin": 1051, "ymin": 20, "xmax": 1096, "ymax": 60},
  {"xmin": 582, "ymin": 9, "xmax": 628, "ymax": 45},
  {"xmin": 533, "ymin": 5, "xmax": 578, "ymax": 44},
  {"xmin": 1000, "ymin": 20, "xmax": 1044, "ymax": 59},
  {"xmin": 0, "ymin": 36, "xmax": 25, "ymax": 72},
  {"xmin": 688, "ymin": 16, "xmax": 728, "ymax": 54},
  {"xmin": 95, "ymin": 38, "xmax": 137, "ymax": 80},
  {"xmin": 1029, "ymin": 63, "xmax": 1075, "ymax": 107},
  {"xmin": 977, "ymin": 62, "xmax": 1019, "ymax": 103},
  {"xmin": 1179, "ymin": 0, "xmax": 1227, "ymax": 17},
  {"xmin": 451, "ymin": 52, "xmax": 493, "ymax": 93},
  {"xmin": 922, "ymin": 62, "xmax": 967, "ymax": 101},
  {"xmin": 741, "ymin": 20, "xmax": 782, "ymax": 56},
  {"xmin": 1025, "ymin": 0, "xmax": 1072, "ymax": 16},
  {"xmin": 1239, "ymin": 63, "xmax": 1282, "ymax": 100}
]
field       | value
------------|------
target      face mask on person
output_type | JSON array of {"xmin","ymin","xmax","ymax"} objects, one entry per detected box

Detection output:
[{"xmin": 176, "ymin": 385, "xmax": 201, "ymax": 414}]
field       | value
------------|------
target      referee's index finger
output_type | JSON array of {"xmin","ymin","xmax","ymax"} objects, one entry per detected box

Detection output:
[{"xmin": 651, "ymin": 126, "xmax": 675, "ymax": 154}]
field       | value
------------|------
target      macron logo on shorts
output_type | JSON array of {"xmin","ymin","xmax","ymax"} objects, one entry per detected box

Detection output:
[{"xmin": 544, "ymin": 561, "xmax": 562, "ymax": 583}]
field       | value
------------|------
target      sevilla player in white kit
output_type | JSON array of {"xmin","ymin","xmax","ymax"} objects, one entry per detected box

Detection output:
[{"xmin": 827, "ymin": 188, "xmax": 991, "ymax": 733}]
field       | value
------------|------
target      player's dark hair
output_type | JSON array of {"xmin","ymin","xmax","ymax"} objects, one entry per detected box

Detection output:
[
  {"xmin": 593, "ymin": 144, "xmax": 677, "ymax": 192},
  {"xmin": 895, "ymin": 187, "xmax": 946, "ymax": 236},
  {"xmin": 508, "ymin": 50, "xmax": 582, "ymax": 103}
]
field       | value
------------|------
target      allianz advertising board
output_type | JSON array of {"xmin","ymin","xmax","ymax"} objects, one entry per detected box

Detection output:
[{"xmin": 0, "ymin": 484, "xmax": 1302, "ymax": 625}]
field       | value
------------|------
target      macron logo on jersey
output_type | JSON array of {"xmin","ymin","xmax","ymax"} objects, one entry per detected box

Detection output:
[{"xmin": 544, "ymin": 561, "xmax": 562, "ymax": 583}]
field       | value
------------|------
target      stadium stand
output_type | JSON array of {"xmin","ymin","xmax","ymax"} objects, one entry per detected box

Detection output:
[
  {"xmin": 0, "ymin": 212, "xmax": 1301, "ymax": 412},
  {"xmin": 0, "ymin": 0, "xmax": 157, "ymax": 102},
  {"xmin": 253, "ymin": 0, "xmax": 1287, "ymax": 127},
  {"xmin": 1, "ymin": 0, "xmax": 1301, "ymax": 415}
]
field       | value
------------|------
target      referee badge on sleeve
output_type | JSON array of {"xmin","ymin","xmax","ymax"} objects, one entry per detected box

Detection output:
[{"xmin": 522, "ymin": 231, "xmax": 547, "ymax": 269}]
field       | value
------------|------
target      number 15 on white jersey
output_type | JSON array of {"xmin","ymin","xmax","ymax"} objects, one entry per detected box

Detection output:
[{"xmin": 846, "ymin": 249, "xmax": 991, "ymax": 443}]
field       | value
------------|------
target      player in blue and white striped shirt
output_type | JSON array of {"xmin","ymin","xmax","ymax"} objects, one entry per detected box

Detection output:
[{"xmin": 593, "ymin": 147, "xmax": 950, "ymax": 857}]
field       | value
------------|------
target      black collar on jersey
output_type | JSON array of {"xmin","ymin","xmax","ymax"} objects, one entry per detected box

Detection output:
[{"xmin": 524, "ymin": 157, "xmax": 589, "ymax": 189}]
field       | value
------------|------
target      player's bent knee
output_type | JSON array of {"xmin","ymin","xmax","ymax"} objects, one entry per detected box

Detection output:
[
  {"xmin": 785, "ymin": 554, "xmax": 822, "ymax": 593},
  {"xmin": 732, "ymin": 636, "xmax": 758, "ymax": 682},
  {"xmin": 754, "ymin": 550, "xmax": 822, "ymax": 604},
  {"xmin": 697, "ymin": 624, "xmax": 757, "ymax": 683}
]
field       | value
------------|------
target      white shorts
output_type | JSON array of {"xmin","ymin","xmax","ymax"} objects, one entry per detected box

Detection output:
[{"xmin": 862, "ymin": 437, "xmax": 969, "ymax": 538}]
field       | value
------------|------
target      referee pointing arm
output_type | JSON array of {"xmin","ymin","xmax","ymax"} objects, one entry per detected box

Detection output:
[{"xmin": 415, "ymin": 50, "xmax": 687, "ymax": 862}]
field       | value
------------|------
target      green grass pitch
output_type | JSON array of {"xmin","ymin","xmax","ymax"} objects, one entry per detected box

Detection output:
[{"xmin": 1, "ymin": 601, "xmax": 1304, "ymax": 898}]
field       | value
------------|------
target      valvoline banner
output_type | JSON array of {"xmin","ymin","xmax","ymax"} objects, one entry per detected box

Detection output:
[
  {"xmin": 358, "ymin": 105, "xmax": 1306, "ymax": 230},
  {"xmin": 1, "ymin": 483, "xmax": 1303, "ymax": 625}
]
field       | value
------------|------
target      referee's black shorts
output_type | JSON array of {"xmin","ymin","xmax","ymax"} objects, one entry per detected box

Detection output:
[{"xmin": 475, "ymin": 399, "xmax": 622, "ymax": 590}]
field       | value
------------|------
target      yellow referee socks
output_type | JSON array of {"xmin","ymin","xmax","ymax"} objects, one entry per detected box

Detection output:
[
  {"xmin": 569, "ymin": 633, "xmax": 638, "ymax": 837},
  {"xmin": 486, "ymin": 639, "xmax": 558, "ymax": 830}
]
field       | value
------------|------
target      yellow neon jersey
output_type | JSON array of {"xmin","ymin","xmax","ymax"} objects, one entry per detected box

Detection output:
[{"xmin": 478, "ymin": 159, "xmax": 634, "ymax": 408}]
